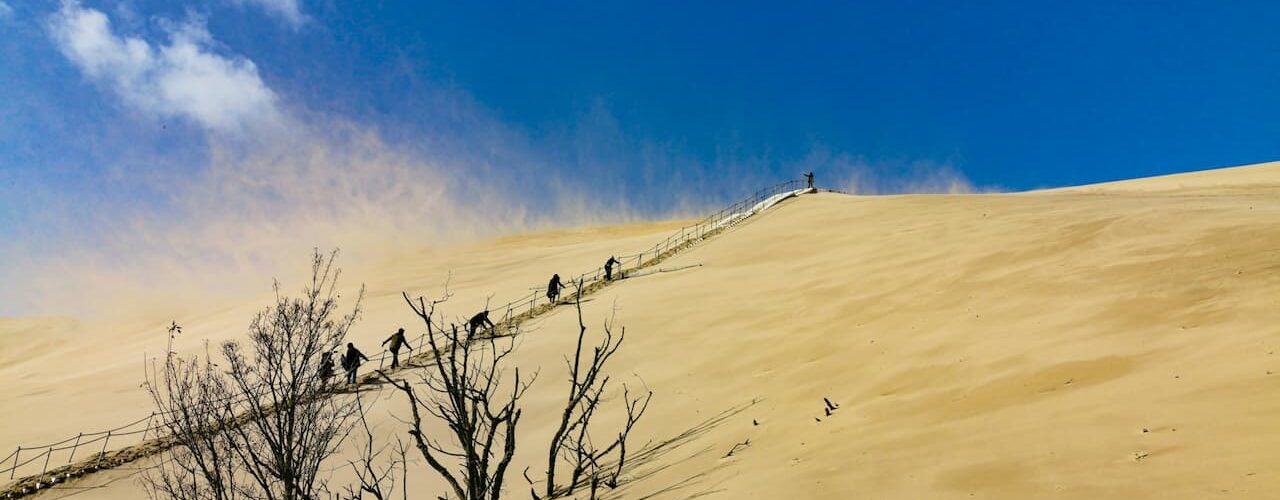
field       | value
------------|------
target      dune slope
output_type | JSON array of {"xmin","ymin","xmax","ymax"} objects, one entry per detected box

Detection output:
[
  {"xmin": 10, "ymin": 163, "xmax": 1280, "ymax": 498},
  {"xmin": 0, "ymin": 218, "xmax": 693, "ymax": 454}
]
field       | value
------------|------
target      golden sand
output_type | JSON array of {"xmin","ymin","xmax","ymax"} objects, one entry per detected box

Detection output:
[{"xmin": 4, "ymin": 163, "xmax": 1279, "ymax": 498}]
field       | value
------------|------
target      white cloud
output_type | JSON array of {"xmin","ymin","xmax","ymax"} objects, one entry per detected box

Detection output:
[
  {"xmin": 47, "ymin": 1, "xmax": 283, "ymax": 135},
  {"xmin": 231, "ymin": 0, "xmax": 305, "ymax": 27},
  {"xmin": 0, "ymin": 2, "xmax": 13, "ymax": 19}
]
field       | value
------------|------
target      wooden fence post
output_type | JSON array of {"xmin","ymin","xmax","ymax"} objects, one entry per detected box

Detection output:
[
  {"xmin": 95, "ymin": 432, "xmax": 111, "ymax": 469},
  {"xmin": 39, "ymin": 448, "xmax": 51, "ymax": 485},
  {"xmin": 141, "ymin": 413, "xmax": 155, "ymax": 441},
  {"xmin": 66, "ymin": 433, "xmax": 83, "ymax": 464}
]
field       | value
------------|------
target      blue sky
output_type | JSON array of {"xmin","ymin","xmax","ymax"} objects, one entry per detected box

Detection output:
[
  {"xmin": 2, "ymin": 0, "xmax": 1280, "ymax": 314},
  {"xmin": 6, "ymin": 1, "xmax": 1280, "ymax": 190}
]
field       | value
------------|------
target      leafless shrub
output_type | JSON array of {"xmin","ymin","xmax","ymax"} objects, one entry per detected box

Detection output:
[
  {"xmin": 342, "ymin": 387, "xmax": 409, "ymax": 500},
  {"xmin": 376, "ymin": 284, "xmax": 535, "ymax": 500},
  {"xmin": 540, "ymin": 283, "xmax": 652, "ymax": 499},
  {"xmin": 143, "ymin": 337, "xmax": 242, "ymax": 500},
  {"xmin": 143, "ymin": 249, "xmax": 365, "ymax": 500}
]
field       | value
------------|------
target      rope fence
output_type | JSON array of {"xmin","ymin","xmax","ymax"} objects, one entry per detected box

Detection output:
[
  {"xmin": 0, "ymin": 178, "xmax": 814, "ymax": 495},
  {"xmin": 485, "ymin": 179, "xmax": 811, "ymax": 323}
]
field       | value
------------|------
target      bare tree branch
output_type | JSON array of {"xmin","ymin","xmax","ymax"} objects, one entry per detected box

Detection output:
[
  {"xmin": 376, "ymin": 284, "xmax": 535, "ymax": 500},
  {"xmin": 143, "ymin": 249, "xmax": 364, "ymax": 500},
  {"xmin": 542, "ymin": 281, "xmax": 652, "ymax": 498}
]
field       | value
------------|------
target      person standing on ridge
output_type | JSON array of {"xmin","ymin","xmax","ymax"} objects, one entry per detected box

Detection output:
[
  {"xmin": 341, "ymin": 342, "xmax": 370, "ymax": 384},
  {"xmin": 804, "ymin": 171, "xmax": 815, "ymax": 189},
  {"xmin": 381, "ymin": 328, "xmax": 413, "ymax": 369},
  {"xmin": 604, "ymin": 256, "xmax": 621, "ymax": 280},
  {"xmin": 468, "ymin": 310, "xmax": 495, "ymax": 337},
  {"xmin": 546, "ymin": 273, "xmax": 564, "ymax": 304}
]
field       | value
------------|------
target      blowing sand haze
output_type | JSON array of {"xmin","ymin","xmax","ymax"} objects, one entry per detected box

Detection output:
[
  {"xmin": 4, "ymin": 2, "xmax": 1280, "ymax": 498},
  {"xmin": 3, "ymin": 164, "xmax": 1279, "ymax": 498}
]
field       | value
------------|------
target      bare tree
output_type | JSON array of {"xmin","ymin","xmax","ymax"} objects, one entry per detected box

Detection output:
[
  {"xmin": 144, "ymin": 249, "xmax": 365, "ymax": 500},
  {"xmin": 540, "ymin": 283, "xmax": 652, "ymax": 499},
  {"xmin": 377, "ymin": 285, "xmax": 534, "ymax": 500},
  {"xmin": 143, "ymin": 336, "xmax": 242, "ymax": 500},
  {"xmin": 342, "ymin": 386, "xmax": 408, "ymax": 500},
  {"xmin": 351, "ymin": 276, "xmax": 652, "ymax": 500}
]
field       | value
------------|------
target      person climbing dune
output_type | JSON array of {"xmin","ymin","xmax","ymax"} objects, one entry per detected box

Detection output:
[
  {"xmin": 547, "ymin": 273, "xmax": 564, "ymax": 304},
  {"xmin": 341, "ymin": 343, "xmax": 369, "ymax": 384},
  {"xmin": 381, "ymin": 328, "xmax": 412, "ymax": 369},
  {"xmin": 467, "ymin": 310, "xmax": 495, "ymax": 337},
  {"xmin": 604, "ymin": 256, "xmax": 621, "ymax": 280},
  {"xmin": 318, "ymin": 351, "xmax": 336, "ymax": 384}
]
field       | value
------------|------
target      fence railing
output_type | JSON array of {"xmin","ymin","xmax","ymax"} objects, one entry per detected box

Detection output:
[
  {"xmin": 0, "ymin": 178, "xmax": 813, "ymax": 492},
  {"xmin": 485, "ymin": 179, "xmax": 810, "ymax": 323}
]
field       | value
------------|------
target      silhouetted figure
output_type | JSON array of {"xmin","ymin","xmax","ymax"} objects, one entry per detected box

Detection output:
[
  {"xmin": 804, "ymin": 171, "xmax": 814, "ymax": 189},
  {"xmin": 468, "ymin": 310, "xmax": 494, "ymax": 337},
  {"xmin": 341, "ymin": 343, "xmax": 369, "ymax": 384},
  {"xmin": 546, "ymin": 273, "xmax": 563, "ymax": 303},
  {"xmin": 381, "ymin": 328, "xmax": 413, "ymax": 369},
  {"xmin": 318, "ymin": 351, "xmax": 336, "ymax": 384},
  {"xmin": 604, "ymin": 256, "xmax": 620, "ymax": 280}
]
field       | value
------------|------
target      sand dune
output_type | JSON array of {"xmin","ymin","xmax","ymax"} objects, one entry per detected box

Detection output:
[
  {"xmin": 1048, "ymin": 161, "xmax": 1280, "ymax": 193},
  {"xmin": 0, "ymin": 219, "xmax": 692, "ymax": 453},
  {"xmin": 5, "ymin": 163, "xmax": 1280, "ymax": 498}
]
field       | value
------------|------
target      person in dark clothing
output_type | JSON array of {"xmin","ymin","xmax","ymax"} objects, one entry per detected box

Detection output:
[
  {"xmin": 381, "ymin": 328, "xmax": 413, "ymax": 369},
  {"xmin": 804, "ymin": 171, "xmax": 814, "ymax": 189},
  {"xmin": 341, "ymin": 343, "xmax": 370, "ymax": 384},
  {"xmin": 546, "ymin": 273, "xmax": 563, "ymax": 304},
  {"xmin": 467, "ymin": 310, "xmax": 495, "ymax": 337},
  {"xmin": 318, "ymin": 351, "xmax": 336, "ymax": 384},
  {"xmin": 604, "ymin": 256, "xmax": 620, "ymax": 280}
]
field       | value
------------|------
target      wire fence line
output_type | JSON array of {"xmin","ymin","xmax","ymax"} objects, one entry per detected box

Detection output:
[
  {"xmin": 486, "ymin": 179, "xmax": 811, "ymax": 322},
  {"xmin": 1, "ymin": 179, "xmax": 814, "ymax": 495}
]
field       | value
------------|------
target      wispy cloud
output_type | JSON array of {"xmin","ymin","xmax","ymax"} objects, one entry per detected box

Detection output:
[
  {"xmin": 0, "ymin": 2, "xmax": 13, "ymax": 20},
  {"xmin": 47, "ymin": 1, "xmax": 283, "ymax": 135},
  {"xmin": 0, "ymin": 119, "xmax": 655, "ymax": 317},
  {"xmin": 12, "ymin": 2, "xmax": 665, "ymax": 318},
  {"xmin": 230, "ymin": 0, "xmax": 305, "ymax": 28},
  {"xmin": 12, "ymin": 4, "xmax": 989, "ymax": 320}
]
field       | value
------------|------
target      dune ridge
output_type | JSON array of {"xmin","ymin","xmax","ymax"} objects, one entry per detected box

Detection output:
[
  {"xmin": 3, "ymin": 163, "xmax": 1279, "ymax": 498},
  {"xmin": 0, "ymin": 182, "xmax": 811, "ymax": 496}
]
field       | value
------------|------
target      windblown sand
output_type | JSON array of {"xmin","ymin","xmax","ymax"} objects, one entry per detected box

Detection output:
[{"xmin": 3, "ymin": 163, "xmax": 1279, "ymax": 498}]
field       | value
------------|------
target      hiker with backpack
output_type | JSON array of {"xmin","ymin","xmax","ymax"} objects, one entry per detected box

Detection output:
[
  {"xmin": 318, "ymin": 351, "xmax": 336, "ymax": 384},
  {"xmin": 381, "ymin": 328, "xmax": 413, "ymax": 369},
  {"xmin": 341, "ymin": 342, "xmax": 370, "ymax": 384},
  {"xmin": 546, "ymin": 273, "xmax": 564, "ymax": 304},
  {"xmin": 467, "ymin": 310, "xmax": 495, "ymax": 337}
]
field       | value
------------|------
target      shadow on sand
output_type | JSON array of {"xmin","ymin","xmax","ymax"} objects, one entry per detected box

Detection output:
[{"xmin": 585, "ymin": 398, "xmax": 761, "ymax": 500}]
